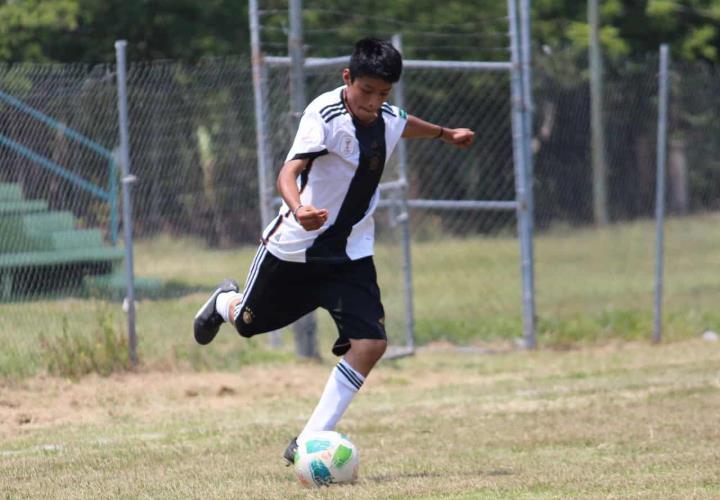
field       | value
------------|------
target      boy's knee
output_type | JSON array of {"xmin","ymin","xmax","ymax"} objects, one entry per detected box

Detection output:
[{"xmin": 353, "ymin": 339, "xmax": 387, "ymax": 361}]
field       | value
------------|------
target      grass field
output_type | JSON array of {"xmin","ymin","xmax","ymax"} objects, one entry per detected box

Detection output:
[
  {"xmin": 1, "ymin": 213, "xmax": 720, "ymax": 377},
  {"xmin": 1, "ymin": 339, "xmax": 719, "ymax": 498}
]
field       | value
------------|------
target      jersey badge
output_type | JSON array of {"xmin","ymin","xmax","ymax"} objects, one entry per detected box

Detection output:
[{"xmin": 341, "ymin": 134, "xmax": 356, "ymax": 158}]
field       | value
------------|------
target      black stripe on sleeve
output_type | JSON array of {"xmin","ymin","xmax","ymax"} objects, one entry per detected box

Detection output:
[
  {"xmin": 320, "ymin": 101, "xmax": 344, "ymax": 117},
  {"xmin": 323, "ymin": 110, "xmax": 348, "ymax": 123},
  {"xmin": 290, "ymin": 149, "xmax": 328, "ymax": 161},
  {"xmin": 381, "ymin": 105, "xmax": 396, "ymax": 117}
]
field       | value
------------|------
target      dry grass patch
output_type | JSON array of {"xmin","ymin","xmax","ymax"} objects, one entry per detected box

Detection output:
[{"xmin": 1, "ymin": 339, "xmax": 719, "ymax": 499}]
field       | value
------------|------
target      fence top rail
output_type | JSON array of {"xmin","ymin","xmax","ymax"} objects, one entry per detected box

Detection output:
[
  {"xmin": 264, "ymin": 55, "xmax": 511, "ymax": 72},
  {"xmin": 378, "ymin": 199, "xmax": 519, "ymax": 211}
]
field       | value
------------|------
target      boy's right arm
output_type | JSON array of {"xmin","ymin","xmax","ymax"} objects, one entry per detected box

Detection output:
[{"xmin": 276, "ymin": 159, "xmax": 328, "ymax": 231}]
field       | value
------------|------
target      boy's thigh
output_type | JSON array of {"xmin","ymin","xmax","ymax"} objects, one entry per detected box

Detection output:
[
  {"xmin": 322, "ymin": 257, "xmax": 387, "ymax": 356},
  {"xmin": 233, "ymin": 248, "xmax": 320, "ymax": 337}
]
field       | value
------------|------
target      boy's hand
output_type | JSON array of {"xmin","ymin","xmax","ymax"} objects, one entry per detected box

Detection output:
[
  {"xmin": 442, "ymin": 128, "xmax": 475, "ymax": 148},
  {"xmin": 295, "ymin": 205, "xmax": 328, "ymax": 231}
]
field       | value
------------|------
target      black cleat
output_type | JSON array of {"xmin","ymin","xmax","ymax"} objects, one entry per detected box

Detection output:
[
  {"xmin": 193, "ymin": 279, "xmax": 239, "ymax": 345},
  {"xmin": 283, "ymin": 437, "xmax": 299, "ymax": 466}
]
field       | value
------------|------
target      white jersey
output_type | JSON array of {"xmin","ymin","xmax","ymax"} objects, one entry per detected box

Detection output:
[{"xmin": 262, "ymin": 85, "xmax": 408, "ymax": 263}]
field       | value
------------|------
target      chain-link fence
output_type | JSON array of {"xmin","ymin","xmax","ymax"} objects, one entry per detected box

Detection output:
[
  {"xmin": 532, "ymin": 51, "xmax": 720, "ymax": 345},
  {"xmin": 2, "ymin": 48, "xmax": 720, "ymax": 377},
  {"xmin": 0, "ymin": 63, "xmax": 124, "ymax": 376}
]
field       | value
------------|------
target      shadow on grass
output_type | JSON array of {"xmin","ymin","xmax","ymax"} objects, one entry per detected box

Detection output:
[
  {"xmin": 366, "ymin": 468, "xmax": 515, "ymax": 483},
  {"xmin": 0, "ymin": 275, "xmax": 208, "ymax": 304}
]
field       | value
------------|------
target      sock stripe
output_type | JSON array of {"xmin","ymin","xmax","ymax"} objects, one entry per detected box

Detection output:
[
  {"xmin": 339, "ymin": 359, "xmax": 365, "ymax": 385},
  {"xmin": 232, "ymin": 302, "xmax": 243, "ymax": 323},
  {"xmin": 336, "ymin": 362, "xmax": 363, "ymax": 391}
]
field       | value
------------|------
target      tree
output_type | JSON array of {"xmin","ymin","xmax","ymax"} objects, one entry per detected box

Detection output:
[{"xmin": 0, "ymin": 0, "xmax": 80, "ymax": 61}]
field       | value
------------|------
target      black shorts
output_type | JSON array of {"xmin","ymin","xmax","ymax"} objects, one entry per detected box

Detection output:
[{"xmin": 232, "ymin": 245, "xmax": 386, "ymax": 356}]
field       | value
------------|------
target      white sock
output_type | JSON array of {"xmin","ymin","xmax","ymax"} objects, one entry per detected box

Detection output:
[
  {"xmin": 215, "ymin": 291, "xmax": 241, "ymax": 322},
  {"xmin": 298, "ymin": 359, "xmax": 365, "ymax": 442}
]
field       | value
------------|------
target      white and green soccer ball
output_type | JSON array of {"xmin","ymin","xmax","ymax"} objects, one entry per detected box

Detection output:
[{"xmin": 294, "ymin": 431, "xmax": 359, "ymax": 487}]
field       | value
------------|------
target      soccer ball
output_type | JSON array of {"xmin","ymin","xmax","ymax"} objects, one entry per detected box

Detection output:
[{"xmin": 294, "ymin": 431, "xmax": 359, "ymax": 487}]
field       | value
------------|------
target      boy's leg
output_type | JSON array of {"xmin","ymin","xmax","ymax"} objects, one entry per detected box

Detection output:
[
  {"xmin": 297, "ymin": 338, "xmax": 385, "ymax": 436},
  {"xmin": 284, "ymin": 339, "xmax": 386, "ymax": 465},
  {"xmin": 195, "ymin": 245, "xmax": 323, "ymax": 343},
  {"xmin": 193, "ymin": 244, "xmax": 269, "ymax": 344},
  {"xmin": 290, "ymin": 257, "xmax": 386, "ymax": 455}
]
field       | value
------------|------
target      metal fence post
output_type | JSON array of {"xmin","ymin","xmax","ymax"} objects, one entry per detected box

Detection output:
[
  {"xmin": 288, "ymin": 0, "xmax": 319, "ymax": 358},
  {"xmin": 508, "ymin": 0, "xmax": 536, "ymax": 349},
  {"xmin": 654, "ymin": 44, "xmax": 670, "ymax": 344},
  {"xmin": 589, "ymin": 0, "xmax": 609, "ymax": 225},
  {"xmin": 518, "ymin": 0, "xmax": 537, "ymax": 349},
  {"xmin": 114, "ymin": 40, "xmax": 138, "ymax": 367},
  {"xmin": 391, "ymin": 33, "xmax": 416, "ymax": 352},
  {"xmin": 249, "ymin": 0, "xmax": 273, "ymax": 229}
]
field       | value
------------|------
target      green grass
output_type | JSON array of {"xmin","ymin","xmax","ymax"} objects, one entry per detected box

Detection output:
[
  {"xmin": 1, "ymin": 213, "xmax": 720, "ymax": 377},
  {"xmin": 1, "ymin": 339, "xmax": 719, "ymax": 498}
]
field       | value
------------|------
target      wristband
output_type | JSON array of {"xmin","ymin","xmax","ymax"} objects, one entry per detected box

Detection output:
[
  {"xmin": 292, "ymin": 204, "xmax": 304, "ymax": 221},
  {"xmin": 436, "ymin": 126, "xmax": 444, "ymax": 139}
]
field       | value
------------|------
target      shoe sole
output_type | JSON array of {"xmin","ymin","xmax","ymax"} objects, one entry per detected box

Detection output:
[{"xmin": 194, "ymin": 287, "xmax": 223, "ymax": 320}]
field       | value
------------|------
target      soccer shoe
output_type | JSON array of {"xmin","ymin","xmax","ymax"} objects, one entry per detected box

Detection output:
[
  {"xmin": 283, "ymin": 436, "xmax": 298, "ymax": 466},
  {"xmin": 193, "ymin": 279, "xmax": 239, "ymax": 345}
]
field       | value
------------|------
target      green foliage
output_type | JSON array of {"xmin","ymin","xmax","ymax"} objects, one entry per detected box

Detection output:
[
  {"xmin": 0, "ymin": 0, "xmax": 719, "ymax": 64},
  {"xmin": 39, "ymin": 307, "xmax": 131, "ymax": 379},
  {"xmin": 0, "ymin": 0, "xmax": 80, "ymax": 61},
  {"xmin": 682, "ymin": 25, "xmax": 718, "ymax": 60}
]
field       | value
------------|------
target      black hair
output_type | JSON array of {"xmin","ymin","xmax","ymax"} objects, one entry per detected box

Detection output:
[{"xmin": 348, "ymin": 38, "xmax": 403, "ymax": 83}]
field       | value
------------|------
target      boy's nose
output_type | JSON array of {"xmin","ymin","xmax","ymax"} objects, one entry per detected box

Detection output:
[{"xmin": 369, "ymin": 97, "xmax": 383, "ymax": 110}]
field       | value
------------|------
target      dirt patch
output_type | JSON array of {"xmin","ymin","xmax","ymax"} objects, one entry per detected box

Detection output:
[
  {"xmin": 0, "ymin": 339, "xmax": 716, "ymax": 438},
  {"xmin": 0, "ymin": 365, "xmax": 332, "ymax": 437}
]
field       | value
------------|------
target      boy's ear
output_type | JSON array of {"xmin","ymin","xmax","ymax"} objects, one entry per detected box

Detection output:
[{"xmin": 342, "ymin": 68, "xmax": 352, "ymax": 85}]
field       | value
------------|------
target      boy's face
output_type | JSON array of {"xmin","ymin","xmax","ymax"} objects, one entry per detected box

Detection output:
[{"xmin": 343, "ymin": 69, "xmax": 392, "ymax": 124}]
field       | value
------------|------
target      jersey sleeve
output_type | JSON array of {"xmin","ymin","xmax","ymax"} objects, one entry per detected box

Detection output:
[
  {"xmin": 285, "ymin": 110, "xmax": 328, "ymax": 162},
  {"xmin": 382, "ymin": 103, "xmax": 408, "ymax": 157}
]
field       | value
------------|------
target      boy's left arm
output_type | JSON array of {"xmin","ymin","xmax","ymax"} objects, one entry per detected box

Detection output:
[{"xmin": 402, "ymin": 114, "xmax": 475, "ymax": 148}]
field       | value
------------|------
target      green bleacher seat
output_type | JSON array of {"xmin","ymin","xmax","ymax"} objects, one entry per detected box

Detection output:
[
  {"xmin": 0, "ymin": 184, "xmax": 124, "ymax": 300},
  {"xmin": 0, "ymin": 183, "xmax": 23, "ymax": 202},
  {"xmin": 21, "ymin": 211, "xmax": 76, "ymax": 237},
  {"xmin": 51, "ymin": 229, "xmax": 105, "ymax": 250},
  {"xmin": 0, "ymin": 200, "xmax": 48, "ymax": 215}
]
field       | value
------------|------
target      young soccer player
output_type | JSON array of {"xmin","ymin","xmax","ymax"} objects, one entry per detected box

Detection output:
[{"xmin": 193, "ymin": 37, "xmax": 474, "ymax": 463}]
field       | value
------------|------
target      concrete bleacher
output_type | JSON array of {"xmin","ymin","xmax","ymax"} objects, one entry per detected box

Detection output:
[{"xmin": 0, "ymin": 182, "xmax": 124, "ymax": 300}]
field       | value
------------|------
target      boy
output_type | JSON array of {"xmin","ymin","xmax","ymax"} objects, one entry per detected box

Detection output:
[{"xmin": 193, "ymin": 38, "xmax": 474, "ymax": 463}]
